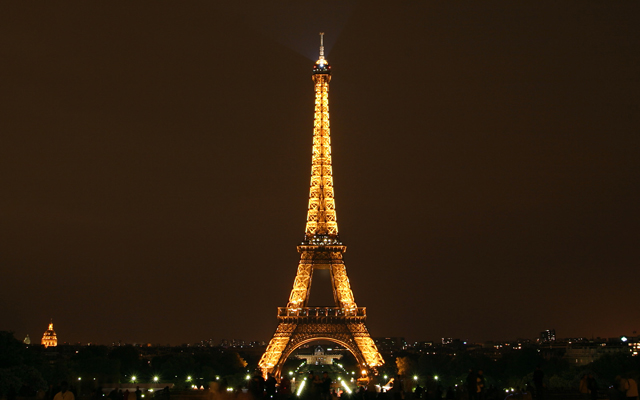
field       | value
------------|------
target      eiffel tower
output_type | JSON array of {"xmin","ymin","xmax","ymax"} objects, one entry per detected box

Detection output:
[{"xmin": 258, "ymin": 33, "xmax": 384, "ymax": 378}]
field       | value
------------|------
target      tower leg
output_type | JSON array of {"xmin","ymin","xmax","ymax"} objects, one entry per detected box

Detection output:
[
  {"xmin": 259, "ymin": 323, "xmax": 296, "ymax": 377},
  {"xmin": 349, "ymin": 322, "xmax": 385, "ymax": 370}
]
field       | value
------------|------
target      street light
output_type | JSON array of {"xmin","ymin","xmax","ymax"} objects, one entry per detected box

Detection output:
[
  {"xmin": 153, "ymin": 376, "xmax": 159, "ymax": 382},
  {"xmin": 131, "ymin": 376, "xmax": 137, "ymax": 383}
]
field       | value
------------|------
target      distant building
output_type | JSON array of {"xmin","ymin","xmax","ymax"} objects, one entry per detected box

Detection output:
[
  {"xmin": 41, "ymin": 320, "xmax": 58, "ymax": 348},
  {"xmin": 442, "ymin": 338, "xmax": 460, "ymax": 345},
  {"xmin": 563, "ymin": 347, "xmax": 597, "ymax": 365},
  {"xmin": 374, "ymin": 337, "xmax": 406, "ymax": 353},
  {"xmin": 24, "ymin": 334, "xmax": 31, "ymax": 345},
  {"xmin": 295, "ymin": 346, "xmax": 343, "ymax": 365},
  {"xmin": 626, "ymin": 337, "xmax": 640, "ymax": 356},
  {"xmin": 540, "ymin": 329, "xmax": 556, "ymax": 342}
]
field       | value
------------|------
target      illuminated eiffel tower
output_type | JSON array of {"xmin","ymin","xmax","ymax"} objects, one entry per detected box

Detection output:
[{"xmin": 259, "ymin": 33, "xmax": 384, "ymax": 378}]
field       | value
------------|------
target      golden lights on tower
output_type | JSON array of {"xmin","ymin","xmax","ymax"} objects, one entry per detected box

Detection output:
[
  {"xmin": 258, "ymin": 33, "xmax": 384, "ymax": 378},
  {"xmin": 306, "ymin": 32, "xmax": 337, "ymax": 239},
  {"xmin": 41, "ymin": 319, "xmax": 58, "ymax": 348}
]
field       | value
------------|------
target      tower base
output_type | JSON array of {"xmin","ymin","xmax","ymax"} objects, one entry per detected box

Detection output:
[{"xmin": 259, "ymin": 307, "xmax": 383, "ymax": 378}]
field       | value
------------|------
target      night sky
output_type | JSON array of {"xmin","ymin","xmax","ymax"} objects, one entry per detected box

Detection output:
[{"xmin": 1, "ymin": 2, "xmax": 639, "ymax": 346}]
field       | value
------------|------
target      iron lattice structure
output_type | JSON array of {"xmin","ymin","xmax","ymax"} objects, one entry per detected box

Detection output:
[{"xmin": 259, "ymin": 33, "xmax": 384, "ymax": 378}]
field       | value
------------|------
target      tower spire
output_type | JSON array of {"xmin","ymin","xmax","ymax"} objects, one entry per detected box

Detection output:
[{"xmin": 319, "ymin": 32, "xmax": 325, "ymax": 61}]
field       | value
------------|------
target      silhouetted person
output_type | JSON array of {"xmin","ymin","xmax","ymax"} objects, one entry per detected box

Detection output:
[
  {"xmin": 278, "ymin": 375, "xmax": 291, "ymax": 400},
  {"xmin": 414, "ymin": 384, "xmax": 424, "ymax": 399},
  {"xmin": 392, "ymin": 375, "xmax": 404, "ymax": 400},
  {"xmin": 249, "ymin": 372, "xmax": 265, "ymax": 400},
  {"xmin": 618, "ymin": 376, "xmax": 639, "ymax": 400},
  {"xmin": 435, "ymin": 385, "xmax": 443, "ymax": 400},
  {"xmin": 587, "ymin": 374, "xmax": 597, "ymax": 400},
  {"xmin": 321, "ymin": 372, "xmax": 332, "ymax": 400},
  {"xmin": 609, "ymin": 379, "xmax": 625, "ymax": 400},
  {"xmin": 579, "ymin": 375, "xmax": 590, "ymax": 400},
  {"xmin": 305, "ymin": 371, "xmax": 318, "ymax": 400},
  {"xmin": 313, "ymin": 371, "xmax": 324, "ymax": 400},
  {"xmin": 265, "ymin": 374, "xmax": 277, "ymax": 400},
  {"xmin": 446, "ymin": 387, "xmax": 454, "ymax": 400},
  {"xmin": 466, "ymin": 370, "xmax": 476, "ymax": 400},
  {"xmin": 54, "ymin": 382, "xmax": 75, "ymax": 400},
  {"xmin": 135, "ymin": 387, "xmax": 141, "ymax": 400},
  {"xmin": 476, "ymin": 371, "xmax": 485, "ymax": 400},
  {"xmin": 533, "ymin": 366, "xmax": 544, "ymax": 400}
]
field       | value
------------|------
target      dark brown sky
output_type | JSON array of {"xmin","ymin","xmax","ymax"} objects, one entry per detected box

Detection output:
[{"xmin": 1, "ymin": 2, "xmax": 639, "ymax": 345}]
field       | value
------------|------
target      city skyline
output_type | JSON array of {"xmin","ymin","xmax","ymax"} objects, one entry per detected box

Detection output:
[
  {"xmin": 1, "ymin": 2, "xmax": 639, "ymax": 345},
  {"xmin": 13, "ymin": 320, "xmax": 640, "ymax": 347}
]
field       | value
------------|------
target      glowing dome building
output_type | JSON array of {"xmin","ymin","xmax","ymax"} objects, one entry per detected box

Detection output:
[{"xmin": 41, "ymin": 320, "xmax": 58, "ymax": 348}]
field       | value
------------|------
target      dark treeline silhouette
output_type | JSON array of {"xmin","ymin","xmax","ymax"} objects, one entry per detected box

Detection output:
[{"xmin": 0, "ymin": 331, "xmax": 251, "ymax": 398}]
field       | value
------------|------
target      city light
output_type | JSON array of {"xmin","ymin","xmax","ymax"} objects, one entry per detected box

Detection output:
[
  {"xmin": 434, "ymin": 376, "xmax": 439, "ymax": 381},
  {"xmin": 246, "ymin": 375, "xmax": 251, "ymax": 380},
  {"xmin": 187, "ymin": 376, "xmax": 192, "ymax": 381},
  {"xmin": 131, "ymin": 376, "xmax": 137, "ymax": 383},
  {"xmin": 296, "ymin": 379, "xmax": 307, "ymax": 397},
  {"xmin": 153, "ymin": 377, "xmax": 159, "ymax": 382},
  {"xmin": 339, "ymin": 378, "xmax": 352, "ymax": 394},
  {"xmin": 78, "ymin": 377, "xmax": 81, "ymax": 381},
  {"xmin": 413, "ymin": 376, "xmax": 418, "ymax": 381}
]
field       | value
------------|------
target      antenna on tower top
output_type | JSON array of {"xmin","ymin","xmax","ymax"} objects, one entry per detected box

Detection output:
[{"xmin": 319, "ymin": 32, "xmax": 325, "ymax": 61}]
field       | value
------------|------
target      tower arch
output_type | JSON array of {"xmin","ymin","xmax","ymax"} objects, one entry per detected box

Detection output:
[{"xmin": 273, "ymin": 336, "xmax": 367, "ymax": 379}]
